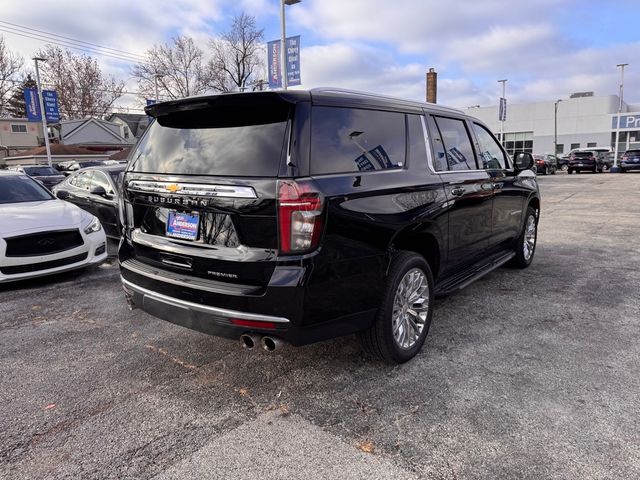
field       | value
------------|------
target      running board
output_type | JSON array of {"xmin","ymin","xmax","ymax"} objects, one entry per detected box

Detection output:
[{"xmin": 434, "ymin": 251, "xmax": 516, "ymax": 297}]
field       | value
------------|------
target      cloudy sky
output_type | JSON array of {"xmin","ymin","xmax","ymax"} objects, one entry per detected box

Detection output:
[{"xmin": 2, "ymin": 0, "xmax": 639, "ymax": 112}]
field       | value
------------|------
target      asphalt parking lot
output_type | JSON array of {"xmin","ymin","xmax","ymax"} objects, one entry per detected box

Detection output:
[{"xmin": 1, "ymin": 172, "xmax": 639, "ymax": 479}]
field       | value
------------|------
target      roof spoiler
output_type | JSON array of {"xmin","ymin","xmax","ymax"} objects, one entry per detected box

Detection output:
[{"xmin": 144, "ymin": 91, "xmax": 308, "ymax": 118}]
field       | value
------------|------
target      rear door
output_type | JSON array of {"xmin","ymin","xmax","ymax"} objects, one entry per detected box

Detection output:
[
  {"xmin": 425, "ymin": 114, "xmax": 494, "ymax": 272},
  {"xmin": 121, "ymin": 95, "xmax": 295, "ymax": 288}
]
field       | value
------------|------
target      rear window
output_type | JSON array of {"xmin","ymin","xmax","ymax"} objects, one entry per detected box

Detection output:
[
  {"xmin": 128, "ymin": 106, "xmax": 290, "ymax": 177},
  {"xmin": 0, "ymin": 175, "xmax": 54, "ymax": 204},
  {"xmin": 573, "ymin": 152, "xmax": 593, "ymax": 158},
  {"xmin": 23, "ymin": 167, "xmax": 60, "ymax": 176},
  {"xmin": 625, "ymin": 150, "xmax": 640, "ymax": 155}
]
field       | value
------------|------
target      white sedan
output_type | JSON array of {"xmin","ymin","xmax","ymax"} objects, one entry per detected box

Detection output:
[{"xmin": 0, "ymin": 170, "xmax": 107, "ymax": 283}]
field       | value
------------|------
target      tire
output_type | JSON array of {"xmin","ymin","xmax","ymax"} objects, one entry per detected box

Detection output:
[
  {"xmin": 359, "ymin": 251, "xmax": 434, "ymax": 364},
  {"xmin": 551, "ymin": 167, "xmax": 556, "ymax": 175},
  {"xmin": 561, "ymin": 164, "xmax": 569, "ymax": 172},
  {"xmin": 509, "ymin": 207, "xmax": 538, "ymax": 269}
]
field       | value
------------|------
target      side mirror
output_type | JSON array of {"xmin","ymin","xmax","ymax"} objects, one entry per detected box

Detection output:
[
  {"xmin": 89, "ymin": 185, "xmax": 107, "ymax": 197},
  {"xmin": 513, "ymin": 152, "xmax": 534, "ymax": 172},
  {"xmin": 56, "ymin": 190, "xmax": 70, "ymax": 200}
]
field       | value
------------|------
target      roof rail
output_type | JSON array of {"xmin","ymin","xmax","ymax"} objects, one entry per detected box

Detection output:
[
  {"xmin": 310, "ymin": 87, "xmax": 417, "ymax": 104},
  {"xmin": 309, "ymin": 87, "xmax": 463, "ymax": 114}
]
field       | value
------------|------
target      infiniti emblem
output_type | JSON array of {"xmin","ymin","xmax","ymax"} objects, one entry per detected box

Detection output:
[{"xmin": 37, "ymin": 238, "xmax": 56, "ymax": 246}]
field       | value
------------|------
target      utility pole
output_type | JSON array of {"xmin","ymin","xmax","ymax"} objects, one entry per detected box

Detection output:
[
  {"xmin": 611, "ymin": 63, "xmax": 628, "ymax": 172},
  {"xmin": 33, "ymin": 57, "xmax": 52, "ymax": 168},
  {"xmin": 498, "ymin": 79, "xmax": 507, "ymax": 145},
  {"xmin": 554, "ymin": 99, "xmax": 562, "ymax": 156}
]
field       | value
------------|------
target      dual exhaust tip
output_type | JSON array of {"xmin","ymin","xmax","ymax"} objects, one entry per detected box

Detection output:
[{"xmin": 240, "ymin": 334, "xmax": 283, "ymax": 352}]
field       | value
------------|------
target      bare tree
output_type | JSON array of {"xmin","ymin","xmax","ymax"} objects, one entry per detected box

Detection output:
[
  {"xmin": 0, "ymin": 35, "xmax": 24, "ymax": 116},
  {"xmin": 133, "ymin": 36, "xmax": 211, "ymax": 101},
  {"xmin": 35, "ymin": 45, "xmax": 125, "ymax": 119},
  {"xmin": 209, "ymin": 13, "xmax": 265, "ymax": 92}
]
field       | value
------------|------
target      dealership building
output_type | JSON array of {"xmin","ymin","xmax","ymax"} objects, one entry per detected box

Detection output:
[{"xmin": 463, "ymin": 93, "xmax": 640, "ymax": 156}]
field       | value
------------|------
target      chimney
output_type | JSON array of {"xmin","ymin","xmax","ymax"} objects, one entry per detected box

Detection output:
[{"xmin": 426, "ymin": 68, "xmax": 437, "ymax": 104}]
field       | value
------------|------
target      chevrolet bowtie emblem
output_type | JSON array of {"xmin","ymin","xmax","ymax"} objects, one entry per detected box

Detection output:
[{"xmin": 165, "ymin": 184, "xmax": 182, "ymax": 193}]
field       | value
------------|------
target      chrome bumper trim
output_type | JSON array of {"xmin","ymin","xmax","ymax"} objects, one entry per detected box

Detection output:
[{"xmin": 121, "ymin": 277, "xmax": 290, "ymax": 324}]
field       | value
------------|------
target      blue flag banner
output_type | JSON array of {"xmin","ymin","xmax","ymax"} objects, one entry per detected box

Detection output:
[
  {"xmin": 23, "ymin": 88, "xmax": 61, "ymax": 122},
  {"xmin": 24, "ymin": 88, "xmax": 40, "ymax": 122},
  {"xmin": 267, "ymin": 39, "xmax": 282, "ymax": 89},
  {"xmin": 286, "ymin": 35, "xmax": 301, "ymax": 86},
  {"xmin": 42, "ymin": 90, "xmax": 60, "ymax": 122}
]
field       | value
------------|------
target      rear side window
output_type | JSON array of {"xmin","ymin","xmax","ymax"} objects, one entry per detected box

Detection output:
[
  {"xmin": 128, "ymin": 105, "xmax": 290, "ymax": 177},
  {"xmin": 311, "ymin": 107, "xmax": 405, "ymax": 175},
  {"xmin": 430, "ymin": 116, "xmax": 477, "ymax": 171}
]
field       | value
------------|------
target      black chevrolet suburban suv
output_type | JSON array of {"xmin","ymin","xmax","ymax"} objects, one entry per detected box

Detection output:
[{"xmin": 118, "ymin": 88, "xmax": 539, "ymax": 363}]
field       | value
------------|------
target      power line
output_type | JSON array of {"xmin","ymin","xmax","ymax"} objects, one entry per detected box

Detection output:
[
  {"xmin": 0, "ymin": 25, "xmax": 148, "ymax": 64},
  {"xmin": 0, "ymin": 21, "xmax": 148, "ymax": 62},
  {"xmin": 1, "ymin": 77, "xmax": 168, "ymax": 99}
]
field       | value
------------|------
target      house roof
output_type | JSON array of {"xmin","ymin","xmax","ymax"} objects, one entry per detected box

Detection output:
[
  {"xmin": 16, "ymin": 144, "xmax": 99, "ymax": 156},
  {"xmin": 62, "ymin": 118, "xmax": 127, "ymax": 144}
]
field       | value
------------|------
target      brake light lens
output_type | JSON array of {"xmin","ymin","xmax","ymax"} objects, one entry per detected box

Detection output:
[{"xmin": 278, "ymin": 180, "xmax": 324, "ymax": 254}]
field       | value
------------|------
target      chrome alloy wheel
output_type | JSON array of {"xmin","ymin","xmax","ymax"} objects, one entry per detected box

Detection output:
[
  {"xmin": 523, "ymin": 214, "xmax": 537, "ymax": 261},
  {"xmin": 392, "ymin": 268, "xmax": 429, "ymax": 350}
]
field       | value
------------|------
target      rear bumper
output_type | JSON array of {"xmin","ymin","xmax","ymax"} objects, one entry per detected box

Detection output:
[
  {"xmin": 620, "ymin": 161, "xmax": 640, "ymax": 170},
  {"xmin": 122, "ymin": 276, "xmax": 293, "ymax": 339}
]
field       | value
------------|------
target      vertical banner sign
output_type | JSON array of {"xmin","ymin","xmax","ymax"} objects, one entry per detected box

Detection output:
[
  {"xmin": 42, "ymin": 90, "xmax": 60, "ymax": 122},
  {"xmin": 23, "ymin": 88, "xmax": 61, "ymax": 122},
  {"xmin": 498, "ymin": 97, "xmax": 507, "ymax": 122},
  {"xmin": 24, "ymin": 88, "xmax": 40, "ymax": 122},
  {"xmin": 267, "ymin": 39, "xmax": 282, "ymax": 89},
  {"xmin": 286, "ymin": 35, "xmax": 301, "ymax": 86}
]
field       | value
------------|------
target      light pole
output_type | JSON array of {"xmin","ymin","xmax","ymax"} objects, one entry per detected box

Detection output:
[
  {"xmin": 611, "ymin": 63, "xmax": 628, "ymax": 172},
  {"xmin": 33, "ymin": 56, "xmax": 52, "ymax": 168},
  {"xmin": 554, "ymin": 99, "xmax": 562, "ymax": 156},
  {"xmin": 498, "ymin": 79, "xmax": 507, "ymax": 145},
  {"xmin": 280, "ymin": 0, "xmax": 301, "ymax": 90}
]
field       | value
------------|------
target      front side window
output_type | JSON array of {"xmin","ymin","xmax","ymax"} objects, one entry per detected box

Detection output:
[
  {"xmin": 311, "ymin": 107, "xmax": 405, "ymax": 175},
  {"xmin": 90, "ymin": 171, "xmax": 113, "ymax": 194},
  {"xmin": 0, "ymin": 175, "xmax": 54, "ymax": 204},
  {"xmin": 73, "ymin": 172, "xmax": 94, "ymax": 190},
  {"xmin": 431, "ymin": 116, "xmax": 477, "ymax": 171},
  {"xmin": 472, "ymin": 123, "xmax": 508, "ymax": 169}
]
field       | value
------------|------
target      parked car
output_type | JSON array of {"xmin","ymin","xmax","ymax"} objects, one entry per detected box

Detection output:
[
  {"xmin": 52, "ymin": 164, "xmax": 126, "ymax": 240},
  {"xmin": 596, "ymin": 151, "xmax": 614, "ymax": 171},
  {"xmin": 556, "ymin": 155, "xmax": 570, "ymax": 171},
  {"xmin": 56, "ymin": 160, "xmax": 107, "ymax": 176},
  {"xmin": 118, "ymin": 89, "xmax": 540, "ymax": 364},
  {"xmin": 620, "ymin": 149, "xmax": 640, "ymax": 172},
  {"xmin": 0, "ymin": 170, "xmax": 107, "ymax": 283},
  {"xmin": 533, "ymin": 154, "xmax": 558, "ymax": 175},
  {"xmin": 8, "ymin": 165, "xmax": 66, "ymax": 189},
  {"xmin": 567, "ymin": 151, "xmax": 604, "ymax": 173}
]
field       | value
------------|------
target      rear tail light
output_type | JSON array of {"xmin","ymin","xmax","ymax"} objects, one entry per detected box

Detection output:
[{"xmin": 278, "ymin": 180, "xmax": 324, "ymax": 255}]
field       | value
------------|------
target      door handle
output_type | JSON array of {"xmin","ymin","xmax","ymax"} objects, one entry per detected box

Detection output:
[{"xmin": 450, "ymin": 187, "xmax": 465, "ymax": 197}]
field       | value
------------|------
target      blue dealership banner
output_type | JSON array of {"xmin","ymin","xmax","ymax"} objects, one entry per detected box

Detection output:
[
  {"xmin": 24, "ymin": 88, "xmax": 40, "ymax": 122},
  {"xmin": 23, "ymin": 88, "xmax": 60, "ymax": 122},
  {"xmin": 42, "ymin": 90, "xmax": 60, "ymax": 122},
  {"xmin": 267, "ymin": 39, "xmax": 282, "ymax": 89},
  {"xmin": 286, "ymin": 35, "xmax": 301, "ymax": 86}
]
